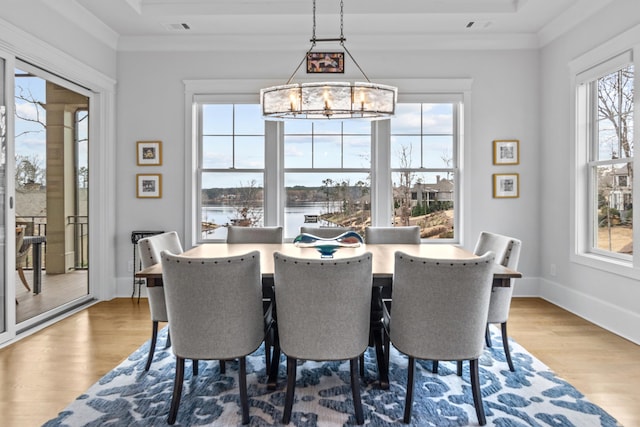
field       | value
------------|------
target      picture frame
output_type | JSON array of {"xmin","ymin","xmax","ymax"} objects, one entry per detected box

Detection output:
[
  {"xmin": 493, "ymin": 173, "xmax": 519, "ymax": 198},
  {"xmin": 493, "ymin": 139, "xmax": 519, "ymax": 165},
  {"xmin": 136, "ymin": 174, "xmax": 162, "ymax": 198},
  {"xmin": 306, "ymin": 52, "xmax": 345, "ymax": 73},
  {"xmin": 137, "ymin": 140, "xmax": 162, "ymax": 166}
]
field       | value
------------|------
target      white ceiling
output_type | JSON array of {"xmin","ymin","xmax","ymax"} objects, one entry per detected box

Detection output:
[{"xmin": 41, "ymin": 0, "xmax": 612, "ymax": 51}]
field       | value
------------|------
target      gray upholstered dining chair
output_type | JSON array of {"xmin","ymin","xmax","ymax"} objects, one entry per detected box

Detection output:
[
  {"xmin": 226, "ymin": 225, "xmax": 283, "ymax": 243},
  {"xmin": 161, "ymin": 250, "xmax": 265, "ymax": 425},
  {"xmin": 137, "ymin": 231, "xmax": 184, "ymax": 371},
  {"xmin": 273, "ymin": 251, "xmax": 373, "ymax": 425},
  {"xmin": 226, "ymin": 225, "xmax": 282, "ymax": 376},
  {"xmin": 361, "ymin": 226, "xmax": 421, "ymax": 377},
  {"xmin": 383, "ymin": 251, "xmax": 495, "ymax": 425},
  {"xmin": 474, "ymin": 231, "xmax": 522, "ymax": 371},
  {"xmin": 299, "ymin": 226, "xmax": 353, "ymax": 239},
  {"xmin": 364, "ymin": 225, "xmax": 421, "ymax": 244}
]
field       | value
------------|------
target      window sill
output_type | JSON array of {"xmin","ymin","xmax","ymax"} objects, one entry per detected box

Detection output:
[{"xmin": 571, "ymin": 252, "xmax": 640, "ymax": 280}]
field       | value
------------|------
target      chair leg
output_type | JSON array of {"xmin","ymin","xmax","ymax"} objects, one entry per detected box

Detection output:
[
  {"xmin": 403, "ymin": 356, "xmax": 415, "ymax": 424},
  {"xmin": 359, "ymin": 353, "xmax": 365, "ymax": 377},
  {"xmin": 239, "ymin": 357, "xmax": 250, "ymax": 425},
  {"xmin": 470, "ymin": 359, "xmax": 486, "ymax": 426},
  {"xmin": 193, "ymin": 359, "xmax": 199, "ymax": 376},
  {"xmin": 350, "ymin": 358, "xmax": 364, "ymax": 424},
  {"xmin": 267, "ymin": 328, "xmax": 281, "ymax": 390},
  {"xmin": 165, "ymin": 328, "xmax": 171, "ymax": 349},
  {"xmin": 220, "ymin": 360, "xmax": 226, "ymax": 374},
  {"xmin": 431, "ymin": 360, "xmax": 439, "ymax": 374},
  {"xmin": 282, "ymin": 356, "xmax": 297, "ymax": 424},
  {"xmin": 144, "ymin": 321, "xmax": 159, "ymax": 371},
  {"xmin": 168, "ymin": 356, "xmax": 185, "ymax": 425},
  {"xmin": 17, "ymin": 267, "xmax": 31, "ymax": 292},
  {"xmin": 457, "ymin": 360, "xmax": 463, "ymax": 376},
  {"xmin": 501, "ymin": 322, "xmax": 515, "ymax": 371},
  {"xmin": 485, "ymin": 324, "xmax": 492, "ymax": 347}
]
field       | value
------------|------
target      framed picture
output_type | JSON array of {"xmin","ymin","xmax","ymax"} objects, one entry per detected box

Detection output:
[
  {"xmin": 136, "ymin": 174, "xmax": 162, "ymax": 198},
  {"xmin": 493, "ymin": 139, "xmax": 519, "ymax": 165},
  {"xmin": 137, "ymin": 140, "xmax": 162, "ymax": 166},
  {"xmin": 307, "ymin": 52, "xmax": 345, "ymax": 73},
  {"xmin": 493, "ymin": 173, "xmax": 519, "ymax": 198}
]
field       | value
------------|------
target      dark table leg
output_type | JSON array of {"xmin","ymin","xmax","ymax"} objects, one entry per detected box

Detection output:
[
  {"xmin": 32, "ymin": 242, "xmax": 43, "ymax": 295},
  {"xmin": 370, "ymin": 285, "xmax": 389, "ymax": 389}
]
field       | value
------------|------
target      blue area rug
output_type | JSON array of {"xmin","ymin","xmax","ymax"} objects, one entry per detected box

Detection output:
[{"xmin": 44, "ymin": 326, "xmax": 620, "ymax": 426}]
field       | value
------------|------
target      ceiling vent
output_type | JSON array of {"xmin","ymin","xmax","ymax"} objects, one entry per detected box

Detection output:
[
  {"xmin": 465, "ymin": 20, "xmax": 492, "ymax": 30},
  {"xmin": 162, "ymin": 23, "xmax": 191, "ymax": 31}
]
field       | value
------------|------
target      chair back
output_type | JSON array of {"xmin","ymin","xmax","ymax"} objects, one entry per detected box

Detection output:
[
  {"xmin": 474, "ymin": 231, "xmax": 521, "ymax": 323},
  {"xmin": 273, "ymin": 251, "xmax": 373, "ymax": 361},
  {"xmin": 137, "ymin": 231, "xmax": 184, "ymax": 322},
  {"xmin": 299, "ymin": 226, "xmax": 353, "ymax": 239},
  {"xmin": 365, "ymin": 226, "xmax": 420, "ymax": 244},
  {"xmin": 16, "ymin": 227, "xmax": 27, "ymax": 265},
  {"xmin": 160, "ymin": 250, "xmax": 264, "ymax": 361},
  {"xmin": 390, "ymin": 251, "xmax": 495, "ymax": 361},
  {"xmin": 227, "ymin": 226, "xmax": 283, "ymax": 243},
  {"xmin": 138, "ymin": 231, "xmax": 184, "ymax": 269}
]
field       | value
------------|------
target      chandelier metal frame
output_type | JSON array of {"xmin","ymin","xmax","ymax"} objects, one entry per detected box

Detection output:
[{"xmin": 260, "ymin": 0, "xmax": 397, "ymax": 120}]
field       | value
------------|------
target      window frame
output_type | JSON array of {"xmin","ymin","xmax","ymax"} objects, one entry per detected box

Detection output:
[
  {"xmin": 570, "ymin": 27, "xmax": 640, "ymax": 278},
  {"xmin": 185, "ymin": 79, "xmax": 470, "ymax": 246}
]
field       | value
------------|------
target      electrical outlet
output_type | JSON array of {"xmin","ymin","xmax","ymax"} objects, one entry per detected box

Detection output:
[
  {"xmin": 127, "ymin": 260, "xmax": 134, "ymax": 273},
  {"xmin": 550, "ymin": 263, "xmax": 556, "ymax": 277}
]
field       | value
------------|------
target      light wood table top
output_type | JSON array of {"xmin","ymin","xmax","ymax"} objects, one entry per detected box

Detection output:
[{"xmin": 136, "ymin": 243, "xmax": 521, "ymax": 284}]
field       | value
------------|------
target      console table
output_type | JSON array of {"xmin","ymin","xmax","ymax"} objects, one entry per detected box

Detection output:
[{"xmin": 130, "ymin": 230, "xmax": 164, "ymax": 301}]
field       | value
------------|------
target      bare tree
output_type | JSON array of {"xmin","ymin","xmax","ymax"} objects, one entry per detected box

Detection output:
[
  {"xmin": 230, "ymin": 179, "xmax": 263, "ymax": 226},
  {"xmin": 397, "ymin": 144, "xmax": 414, "ymax": 226},
  {"xmin": 15, "ymin": 85, "xmax": 46, "ymax": 139},
  {"xmin": 15, "ymin": 154, "xmax": 45, "ymax": 188}
]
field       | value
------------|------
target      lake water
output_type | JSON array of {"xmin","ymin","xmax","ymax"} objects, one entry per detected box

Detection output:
[{"xmin": 202, "ymin": 201, "xmax": 340, "ymax": 240}]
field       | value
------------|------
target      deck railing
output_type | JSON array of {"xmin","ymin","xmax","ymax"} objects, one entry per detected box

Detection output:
[{"xmin": 16, "ymin": 215, "xmax": 89, "ymax": 270}]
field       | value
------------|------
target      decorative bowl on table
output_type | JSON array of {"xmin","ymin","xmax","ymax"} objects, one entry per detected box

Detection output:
[{"xmin": 293, "ymin": 231, "xmax": 364, "ymax": 258}]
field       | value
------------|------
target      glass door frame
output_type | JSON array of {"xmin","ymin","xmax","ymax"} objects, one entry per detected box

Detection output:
[{"xmin": 0, "ymin": 48, "xmax": 17, "ymax": 345}]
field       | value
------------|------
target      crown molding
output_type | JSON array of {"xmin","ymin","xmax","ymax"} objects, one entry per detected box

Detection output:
[
  {"xmin": 0, "ymin": 17, "xmax": 116, "ymax": 91},
  {"xmin": 537, "ymin": 0, "xmax": 614, "ymax": 47},
  {"xmin": 42, "ymin": 0, "xmax": 120, "ymax": 50}
]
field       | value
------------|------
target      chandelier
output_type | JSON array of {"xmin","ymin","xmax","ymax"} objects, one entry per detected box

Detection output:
[{"xmin": 260, "ymin": 0, "xmax": 397, "ymax": 120}]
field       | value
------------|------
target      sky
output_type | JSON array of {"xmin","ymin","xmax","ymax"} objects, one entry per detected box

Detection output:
[
  {"xmin": 201, "ymin": 102, "xmax": 456, "ymax": 189},
  {"xmin": 14, "ymin": 68, "xmax": 89, "ymax": 183}
]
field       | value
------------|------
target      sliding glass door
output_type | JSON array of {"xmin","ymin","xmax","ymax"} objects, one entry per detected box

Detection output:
[{"xmin": 13, "ymin": 61, "xmax": 91, "ymax": 326}]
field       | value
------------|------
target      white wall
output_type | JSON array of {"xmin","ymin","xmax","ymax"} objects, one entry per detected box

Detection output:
[
  {"xmin": 539, "ymin": 0, "xmax": 640, "ymax": 343},
  {"xmin": 114, "ymin": 49, "xmax": 541, "ymax": 297}
]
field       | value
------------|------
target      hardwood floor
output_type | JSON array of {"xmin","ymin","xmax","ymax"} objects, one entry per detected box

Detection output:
[{"xmin": 0, "ymin": 297, "xmax": 638, "ymax": 427}]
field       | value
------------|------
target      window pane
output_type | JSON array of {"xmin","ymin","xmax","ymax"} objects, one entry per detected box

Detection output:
[
  {"xmin": 391, "ymin": 103, "xmax": 422, "ymax": 134},
  {"xmin": 201, "ymin": 172, "xmax": 264, "ymax": 240},
  {"xmin": 235, "ymin": 104, "xmax": 264, "ymax": 135},
  {"xmin": 390, "ymin": 136, "xmax": 420, "ymax": 168},
  {"xmin": 202, "ymin": 104, "xmax": 232, "ymax": 134},
  {"xmin": 234, "ymin": 136, "xmax": 264, "ymax": 168},
  {"xmin": 343, "ymin": 135, "xmax": 371, "ymax": 168},
  {"xmin": 314, "ymin": 135, "xmax": 341, "ymax": 168},
  {"xmin": 284, "ymin": 172, "xmax": 370, "ymax": 239},
  {"xmin": 597, "ymin": 65, "xmax": 634, "ymax": 160},
  {"xmin": 594, "ymin": 163, "xmax": 633, "ymax": 254},
  {"xmin": 392, "ymin": 171, "xmax": 454, "ymax": 239},
  {"xmin": 422, "ymin": 103, "xmax": 453, "ymax": 133},
  {"xmin": 202, "ymin": 136, "xmax": 233, "ymax": 168},
  {"xmin": 284, "ymin": 135, "xmax": 312, "ymax": 168},
  {"xmin": 422, "ymin": 135, "xmax": 454, "ymax": 168}
]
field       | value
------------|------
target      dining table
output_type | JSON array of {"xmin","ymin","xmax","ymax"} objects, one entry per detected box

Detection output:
[{"xmin": 136, "ymin": 242, "xmax": 522, "ymax": 389}]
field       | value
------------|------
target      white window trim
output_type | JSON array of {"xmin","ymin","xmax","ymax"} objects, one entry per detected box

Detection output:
[
  {"xmin": 184, "ymin": 78, "xmax": 472, "ymax": 248},
  {"xmin": 569, "ymin": 24, "xmax": 640, "ymax": 279}
]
